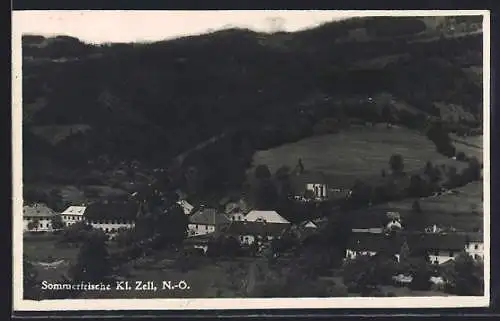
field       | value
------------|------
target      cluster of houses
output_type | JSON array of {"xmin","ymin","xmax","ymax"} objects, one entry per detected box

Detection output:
[{"xmin": 22, "ymin": 166, "xmax": 483, "ymax": 266}]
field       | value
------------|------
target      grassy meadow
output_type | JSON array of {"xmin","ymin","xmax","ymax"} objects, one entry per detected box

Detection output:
[
  {"xmin": 349, "ymin": 181, "xmax": 483, "ymax": 232},
  {"xmin": 252, "ymin": 125, "xmax": 467, "ymax": 187}
]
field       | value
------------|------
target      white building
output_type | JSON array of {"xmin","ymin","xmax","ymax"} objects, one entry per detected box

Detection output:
[
  {"xmin": 60, "ymin": 205, "xmax": 86, "ymax": 226},
  {"xmin": 244, "ymin": 210, "xmax": 290, "ymax": 224},
  {"xmin": 465, "ymin": 234, "xmax": 484, "ymax": 261},
  {"xmin": 223, "ymin": 221, "xmax": 289, "ymax": 246},
  {"xmin": 188, "ymin": 207, "xmax": 230, "ymax": 237},
  {"xmin": 177, "ymin": 200, "xmax": 194, "ymax": 215},
  {"xmin": 83, "ymin": 201, "xmax": 139, "ymax": 236},
  {"xmin": 23, "ymin": 203, "xmax": 56, "ymax": 232}
]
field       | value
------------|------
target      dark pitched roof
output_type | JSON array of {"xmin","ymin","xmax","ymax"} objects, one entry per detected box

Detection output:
[
  {"xmin": 347, "ymin": 232, "xmax": 403, "ymax": 253},
  {"xmin": 466, "ymin": 232, "xmax": 483, "ymax": 243},
  {"xmin": 84, "ymin": 201, "xmax": 139, "ymax": 221},
  {"xmin": 347, "ymin": 232, "xmax": 472, "ymax": 253},
  {"xmin": 183, "ymin": 232, "xmax": 218, "ymax": 245},
  {"xmin": 189, "ymin": 208, "xmax": 230, "ymax": 225},
  {"xmin": 222, "ymin": 221, "xmax": 288, "ymax": 237},
  {"xmin": 406, "ymin": 233, "xmax": 468, "ymax": 251}
]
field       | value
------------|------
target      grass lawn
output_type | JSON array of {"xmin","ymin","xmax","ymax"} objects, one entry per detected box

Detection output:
[
  {"xmin": 350, "ymin": 181, "xmax": 483, "ymax": 231},
  {"xmin": 252, "ymin": 125, "xmax": 463, "ymax": 188},
  {"xmin": 76, "ymin": 255, "xmax": 257, "ymax": 299},
  {"xmin": 450, "ymin": 134, "xmax": 483, "ymax": 161},
  {"xmin": 24, "ymin": 234, "xmax": 80, "ymax": 263}
]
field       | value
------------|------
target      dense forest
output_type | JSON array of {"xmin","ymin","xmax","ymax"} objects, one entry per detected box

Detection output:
[{"xmin": 22, "ymin": 16, "xmax": 483, "ymax": 198}]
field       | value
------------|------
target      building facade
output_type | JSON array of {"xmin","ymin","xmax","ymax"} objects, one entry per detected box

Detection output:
[
  {"xmin": 60, "ymin": 205, "xmax": 86, "ymax": 226},
  {"xmin": 188, "ymin": 207, "xmax": 230, "ymax": 237},
  {"xmin": 23, "ymin": 203, "xmax": 57, "ymax": 232}
]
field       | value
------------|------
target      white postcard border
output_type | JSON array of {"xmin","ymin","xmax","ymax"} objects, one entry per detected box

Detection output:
[{"xmin": 12, "ymin": 9, "xmax": 491, "ymax": 311}]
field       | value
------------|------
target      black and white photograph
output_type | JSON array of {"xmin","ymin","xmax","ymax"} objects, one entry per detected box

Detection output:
[{"xmin": 12, "ymin": 10, "xmax": 490, "ymax": 311}]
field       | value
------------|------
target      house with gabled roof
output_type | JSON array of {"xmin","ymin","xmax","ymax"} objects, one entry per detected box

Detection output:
[
  {"xmin": 244, "ymin": 210, "xmax": 290, "ymax": 224},
  {"xmin": 23, "ymin": 203, "xmax": 57, "ymax": 232},
  {"xmin": 60, "ymin": 205, "xmax": 86, "ymax": 226},
  {"xmin": 188, "ymin": 207, "xmax": 230, "ymax": 237},
  {"xmin": 221, "ymin": 221, "xmax": 289, "ymax": 246},
  {"xmin": 346, "ymin": 232, "xmax": 484, "ymax": 265}
]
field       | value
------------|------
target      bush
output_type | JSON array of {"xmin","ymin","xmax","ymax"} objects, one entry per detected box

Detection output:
[{"xmin": 456, "ymin": 151, "xmax": 468, "ymax": 162}]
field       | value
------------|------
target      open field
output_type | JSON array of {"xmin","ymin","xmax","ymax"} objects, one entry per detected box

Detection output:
[
  {"xmin": 450, "ymin": 134, "xmax": 483, "ymax": 160},
  {"xmin": 349, "ymin": 181, "xmax": 483, "ymax": 231},
  {"xmin": 252, "ymin": 125, "xmax": 467, "ymax": 188},
  {"xmin": 24, "ymin": 234, "xmax": 80, "ymax": 263}
]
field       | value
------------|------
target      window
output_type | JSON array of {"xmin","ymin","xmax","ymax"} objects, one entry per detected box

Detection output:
[
  {"xmin": 105, "ymin": 228, "xmax": 109, "ymax": 232},
  {"xmin": 205, "ymin": 225, "xmax": 208, "ymax": 230},
  {"xmin": 474, "ymin": 254, "xmax": 480, "ymax": 260},
  {"xmin": 449, "ymin": 251, "xmax": 454, "ymax": 257},
  {"xmin": 475, "ymin": 244, "xmax": 479, "ymax": 250}
]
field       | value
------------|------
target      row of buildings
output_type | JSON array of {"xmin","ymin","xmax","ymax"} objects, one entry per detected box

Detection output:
[{"xmin": 23, "ymin": 197, "xmax": 483, "ymax": 265}]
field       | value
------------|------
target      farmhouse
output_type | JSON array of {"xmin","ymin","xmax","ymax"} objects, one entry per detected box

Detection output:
[
  {"xmin": 83, "ymin": 201, "xmax": 138, "ymax": 235},
  {"xmin": 244, "ymin": 210, "xmax": 291, "ymax": 224},
  {"xmin": 188, "ymin": 207, "xmax": 230, "ymax": 237},
  {"xmin": 222, "ymin": 221, "xmax": 288, "ymax": 246},
  {"xmin": 406, "ymin": 233, "xmax": 471, "ymax": 265},
  {"xmin": 465, "ymin": 233, "xmax": 484, "ymax": 261},
  {"xmin": 23, "ymin": 203, "xmax": 57, "ymax": 232},
  {"xmin": 60, "ymin": 205, "xmax": 86, "ymax": 226},
  {"xmin": 346, "ymin": 232, "xmax": 484, "ymax": 265},
  {"xmin": 346, "ymin": 232, "xmax": 402, "ymax": 261}
]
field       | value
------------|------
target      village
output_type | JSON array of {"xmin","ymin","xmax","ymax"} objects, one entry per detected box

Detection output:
[{"xmin": 23, "ymin": 150, "xmax": 484, "ymax": 298}]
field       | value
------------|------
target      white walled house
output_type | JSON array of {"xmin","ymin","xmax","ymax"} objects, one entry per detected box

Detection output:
[
  {"xmin": 60, "ymin": 205, "xmax": 86, "ymax": 226},
  {"xmin": 83, "ymin": 201, "xmax": 139, "ymax": 236},
  {"xmin": 222, "ymin": 221, "xmax": 289, "ymax": 246},
  {"xmin": 23, "ymin": 203, "xmax": 56, "ymax": 232},
  {"xmin": 188, "ymin": 207, "xmax": 230, "ymax": 237},
  {"xmin": 465, "ymin": 240, "xmax": 484, "ymax": 261},
  {"xmin": 345, "ymin": 232, "xmax": 484, "ymax": 265}
]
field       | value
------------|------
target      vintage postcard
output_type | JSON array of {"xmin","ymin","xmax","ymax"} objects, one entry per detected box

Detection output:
[{"xmin": 12, "ymin": 10, "xmax": 490, "ymax": 311}]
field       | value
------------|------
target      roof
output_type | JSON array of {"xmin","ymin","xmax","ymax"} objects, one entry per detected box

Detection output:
[
  {"xmin": 244, "ymin": 210, "xmax": 290, "ymax": 224},
  {"xmin": 184, "ymin": 232, "xmax": 218, "ymax": 244},
  {"xmin": 84, "ymin": 201, "xmax": 139, "ymax": 221},
  {"xmin": 303, "ymin": 221, "xmax": 318, "ymax": 229},
  {"xmin": 222, "ymin": 221, "xmax": 288, "ymax": 237},
  {"xmin": 60, "ymin": 206, "xmax": 86, "ymax": 216},
  {"xmin": 466, "ymin": 233, "xmax": 483, "ymax": 243},
  {"xmin": 347, "ymin": 232, "xmax": 472, "ymax": 254},
  {"xmin": 23, "ymin": 203, "xmax": 56, "ymax": 218},
  {"xmin": 406, "ymin": 233, "xmax": 468, "ymax": 251},
  {"xmin": 347, "ymin": 233, "xmax": 403, "ymax": 253},
  {"xmin": 189, "ymin": 208, "xmax": 230, "ymax": 225}
]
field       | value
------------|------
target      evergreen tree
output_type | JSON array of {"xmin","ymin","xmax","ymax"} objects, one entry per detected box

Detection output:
[{"xmin": 71, "ymin": 230, "xmax": 111, "ymax": 282}]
